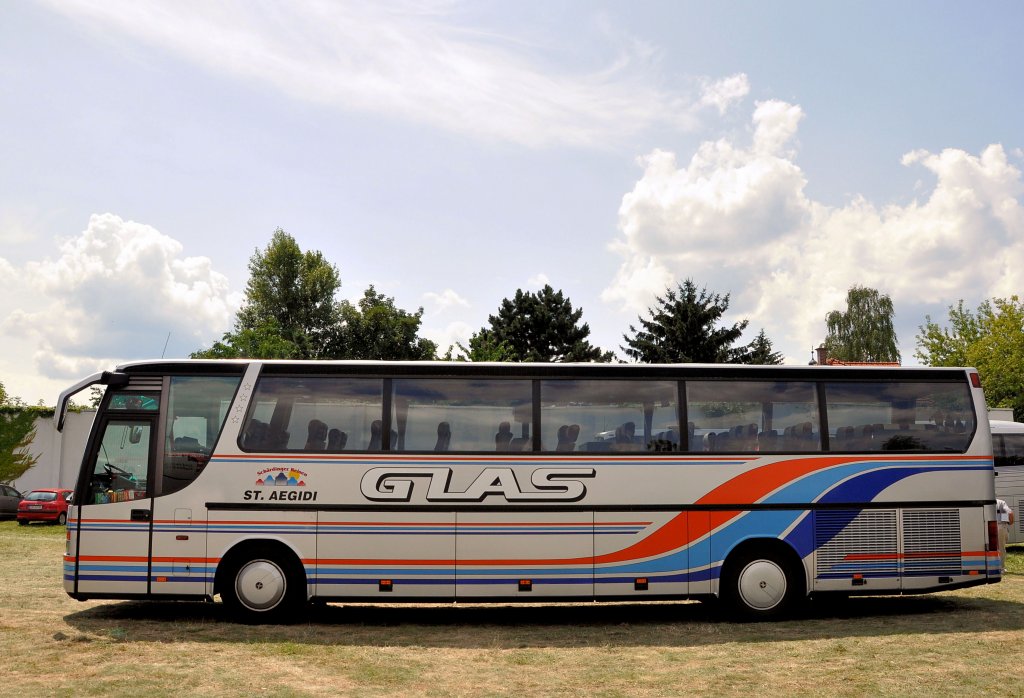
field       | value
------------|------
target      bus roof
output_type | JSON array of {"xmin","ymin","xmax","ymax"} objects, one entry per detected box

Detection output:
[{"xmin": 100, "ymin": 358, "xmax": 980, "ymax": 383}]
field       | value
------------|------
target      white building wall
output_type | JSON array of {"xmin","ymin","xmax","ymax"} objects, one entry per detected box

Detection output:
[{"xmin": 12, "ymin": 411, "xmax": 95, "ymax": 493}]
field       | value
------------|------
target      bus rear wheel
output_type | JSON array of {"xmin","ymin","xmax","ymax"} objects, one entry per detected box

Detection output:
[
  {"xmin": 720, "ymin": 545, "xmax": 805, "ymax": 621},
  {"xmin": 219, "ymin": 544, "xmax": 306, "ymax": 624}
]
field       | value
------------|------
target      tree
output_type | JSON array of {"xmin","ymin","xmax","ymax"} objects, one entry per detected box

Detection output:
[
  {"xmin": 914, "ymin": 299, "xmax": 981, "ymax": 368},
  {"xmin": 622, "ymin": 280, "xmax": 749, "ymax": 363},
  {"xmin": 824, "ymin": 285, "xmax": 900, "ymax": 363},
  {"xmin": 739, "ymin": 329, "xmax": 784, "ymax": 365},
  {"xmin": 193, "ymin": 229, "xmax": 341, "ymax": 359},
  {"xmin": 194, "ymin": 320, "xmax": 302, "ymax": 359},
  {"xmin": 325, "ymin": 286, "xmax": 438, "ymax": 360},
  {"xmin": 916, "ymin": 296, "xmax": 1024, "ymax": 420},
  {"xmin": 474, "ymin": 285, "xmax": 613, "ymax": 362},
  {"xmin": 0, "ymin": 382, "xmax": 39, "ymax": 484},
  {"xmin": 453, "ymin": 329, "xmax": 517, "ymax": 362}
]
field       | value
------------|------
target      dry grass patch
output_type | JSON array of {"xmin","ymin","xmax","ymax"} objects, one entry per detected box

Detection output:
[{"xmin": 1, "ymin": 521, "xmax": 1023, "ymax": 697}]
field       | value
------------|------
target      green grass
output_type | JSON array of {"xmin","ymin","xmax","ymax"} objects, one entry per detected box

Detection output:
[{"xmin": 1, "ymin": 519, "xmax": 1023, "ymax": 697}]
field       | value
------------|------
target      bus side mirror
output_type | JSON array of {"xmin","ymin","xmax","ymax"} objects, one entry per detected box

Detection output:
[{"xmin": 129, "ymin": 426, "xmax": 143, "ymax": 444}]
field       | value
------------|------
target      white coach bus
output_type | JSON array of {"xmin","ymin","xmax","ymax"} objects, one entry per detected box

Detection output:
[
  {"xmin": 991, "ymin": 419, "xmax": 1024, "ymax": 545},
  {"xmin": 56, "ymin": 360, "xmax": 1003, "ymax": 622}
]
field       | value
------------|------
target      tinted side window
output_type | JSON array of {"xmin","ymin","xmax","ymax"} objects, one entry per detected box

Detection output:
[
  {"xmin": 392, "ymin": 379, "xmax": 533, "ymax": 452},
  {"xmin": 824, "ymin": 381, "xmax": 973, "ymax": 452},
  {"xmin": 995, "ymin": 433, "xmax": 1024, "ymax": 467},
  {"xmin": 243, "ymin": 377, "xmax": 383, "ymax": 452},
  {"xmin": 163, "ymin": 375, "xmax": 241, "ymax": 495},
  {"xmin": 541, "ymin": 380, "xmax": 678, "ymax": 452},
  {"xmin": 686, "ymin": 381, "xmax": 819, "ymax": 452}
]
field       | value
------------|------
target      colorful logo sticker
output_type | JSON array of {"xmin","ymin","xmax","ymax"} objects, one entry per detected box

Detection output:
[{"xmin": 255, "ymin": 467, "xmax": 308, "ymax": 487}]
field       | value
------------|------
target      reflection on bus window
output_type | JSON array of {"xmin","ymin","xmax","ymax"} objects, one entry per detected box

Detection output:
[
  {"xmin": 242, "ymin": 377, "xmax": 383, "ymax": 452},
  {"xmin": 392, "ymin": 379, "xmax": 532, "ymax": 452},
  {"xmin": 108, "ymin": 393, "xmax": 159, "ymax": 411},
  {"xmin": 825, "ymin": 381, "xmax": 972, "ymax": 452},
  {"xmin": 89, "ymin": 420, "xmax": 150, "ymax": 504},
  {"xmin": 541, "ymin": 380, "xmax": 678, "ymax": 452},
  {"xmin": 994, "ymin": 433, "xmax": 1024, "ymax": 467},
  {"xmin": 163, "ymin": 376, "xmax": 240, "ymax": 495},
  {"xmin": 687, "ymin": 381, "xmax": 819, "ymax": 453}
]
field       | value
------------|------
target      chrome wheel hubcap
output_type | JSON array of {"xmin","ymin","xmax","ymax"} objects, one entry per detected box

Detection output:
[
  {"xmin": 737, "ymin": 559, "xmax": 787, "ymax": 611},
  {"xmin": 235, "ymin": 559, "xmax": 286, "ymax": 612}
]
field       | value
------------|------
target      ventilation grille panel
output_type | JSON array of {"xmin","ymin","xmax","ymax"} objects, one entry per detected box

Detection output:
[
  {"xmin": 126, "ymin": 376, "xmax": 163, "ymax": 392},
  {"xmin": 815, "ymin": 510, "xmax": 897, "ymax": 578},
  {"xmin": 902, "ymin": 509, "xmax": 961, "ymax": 574}
]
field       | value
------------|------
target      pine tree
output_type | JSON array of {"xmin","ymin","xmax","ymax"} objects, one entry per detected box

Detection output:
[
  {"xmin": 476, "ymin": 285, "xmax": 612, "ymax": 362},
  {"xmin": 622, "ymin": 280, "xmax": 749, "ymax": 363}
]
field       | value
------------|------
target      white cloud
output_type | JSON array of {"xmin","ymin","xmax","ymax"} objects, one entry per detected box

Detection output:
[
  {"xmin": 698, "ymin": 73, "xmax": 750, "ymax": 114},
  {"xmin": 422, "ymin": 320, "xmax": 475, "ymax": 356},
  {"xmin": 1, "ymin": 213, "xmax": 241, "ymax": 379},
  {"xmin": 604, "ymin": 101, "xmax": 1024, "ymax": 363},
  {"xmin": 423, "ymin": 288, "xmax": 470, "ymax": 314},
  {"xmin": 526, "ymin": 273, "xmax": 551, "ymax": 288},
  {"xmin": 43, "ymin": 0, "xmax": 734, "ymax": 148}
]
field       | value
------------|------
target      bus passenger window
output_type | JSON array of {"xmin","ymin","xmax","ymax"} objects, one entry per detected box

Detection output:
[
  {"xmin": 686, "ymin": 380, "xmax": 819, "ymax": 453},
  {"xmin": 391, "ymin": 378, "xmax": 532, "ymax": 452},
  {"xmin": 824, "ymin": 381, "xmax": 973, "ymax": 453},
  {"xmin": 243, "ymin": 376, "xmax": 383, "ymax": 453},
  {"xmin": 540, "ymin": 380, "xmax": 678, "ymax": 453},
  {"xmin": 162, "ymin": 376, "xmax": 241, "ymax": 496}
]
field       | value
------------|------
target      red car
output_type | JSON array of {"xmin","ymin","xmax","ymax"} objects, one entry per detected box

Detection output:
[{"xmin": 17, "ymin": 489, "xmax": 73, "ymax": 526}]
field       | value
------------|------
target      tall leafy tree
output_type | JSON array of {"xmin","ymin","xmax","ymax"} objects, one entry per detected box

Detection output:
[
  {"xmin": 194, "ymin": 320, "xmax": 301, "ymax": 359},
  {"xmin": 917, "ymin": 296, "xmax": 1024, "ymax": 420},
  {"xmin": 193, "ymin": 229, "xmax": 341, "ymax": 359},
  {"xmin": 325, "ymin": 285, "xmax": 438, "ymax": 360},
  {"xmin": 824, "ymin": 285, "xmax": 900, "ymax": 363},
  {"xmin": 0, "ymin": 381, "xmax": 39, "ymax": 484},
  {"xmin": 914, "ymin": 299, "xmax": 982, "ymax": 367},
  {"xmin": 622, "ymin": 280, "xmax": 749, "ymax": 363},
  {"xmin": 476, "ymin": 285, "xmax": 612, "ymax": 362}
]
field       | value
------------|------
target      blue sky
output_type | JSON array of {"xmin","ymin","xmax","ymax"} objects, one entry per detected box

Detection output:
[{"xmin": 1, "ymin": 1, "xmax": 1022, "ymax": 403}]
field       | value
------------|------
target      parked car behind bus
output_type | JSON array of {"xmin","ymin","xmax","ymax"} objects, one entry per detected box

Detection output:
[
  {"xmin": 0, "ymin": 484, "xmax": 22, "ymax": 519},
  {"xmin": 17, "ymin": 489, "xmax": 73, "ymax": 526}
]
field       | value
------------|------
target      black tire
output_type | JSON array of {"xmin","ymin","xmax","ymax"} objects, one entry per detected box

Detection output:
[
  {"xmin": 218, "ymin": 544, "xmax": 307, "ymax": 624},
  {"xmin": 720, "ymin": 544, "xmax": 806, "ymax": 621},
  {"xmin": 17, "ymin": 519, "xmax": 28, "ymax": 526},
  {"xmin": 57, "ymin": 512, "xmax": 67, "ymax": 526}
]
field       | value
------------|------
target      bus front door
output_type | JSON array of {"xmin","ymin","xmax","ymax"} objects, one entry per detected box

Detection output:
[{"xmin": 72, "ymin": 417, "xmax": 156, "ymax": 598}]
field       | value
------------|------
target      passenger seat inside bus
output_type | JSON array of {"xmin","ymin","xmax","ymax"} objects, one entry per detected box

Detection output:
[
  {"xmin": 327, "ymin": 428, "xmax": 347, "ymax": 451},
  {"xmin": 368, "ymin": 420, "xmax": 382, "ymax": 450},
  {"xmin": 435, "ymin": 422, "xmax": 451, "ymax": 452},
  {"xmin": 243, "ymin": 420, "xmax": 268, "ymax": 449},
  {"xmin": 556, "ymin": 424, "xmax": 580, "ymax": 451},
  {"xmin": 305, "ymin": 419, "xmax": 328, "ymax": 450},
  {"xmin": 495, "ymin": 422, "xmax": 514, "ymax": 451}
]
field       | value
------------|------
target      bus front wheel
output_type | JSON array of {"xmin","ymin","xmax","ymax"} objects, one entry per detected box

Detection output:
[
  {"xmin": 218, "ymin": 544, "xmax": 306, "ymax": 624},
  {"xmin": 720, "ymin": 544, "xmax": 805, "ymax": 621}
]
